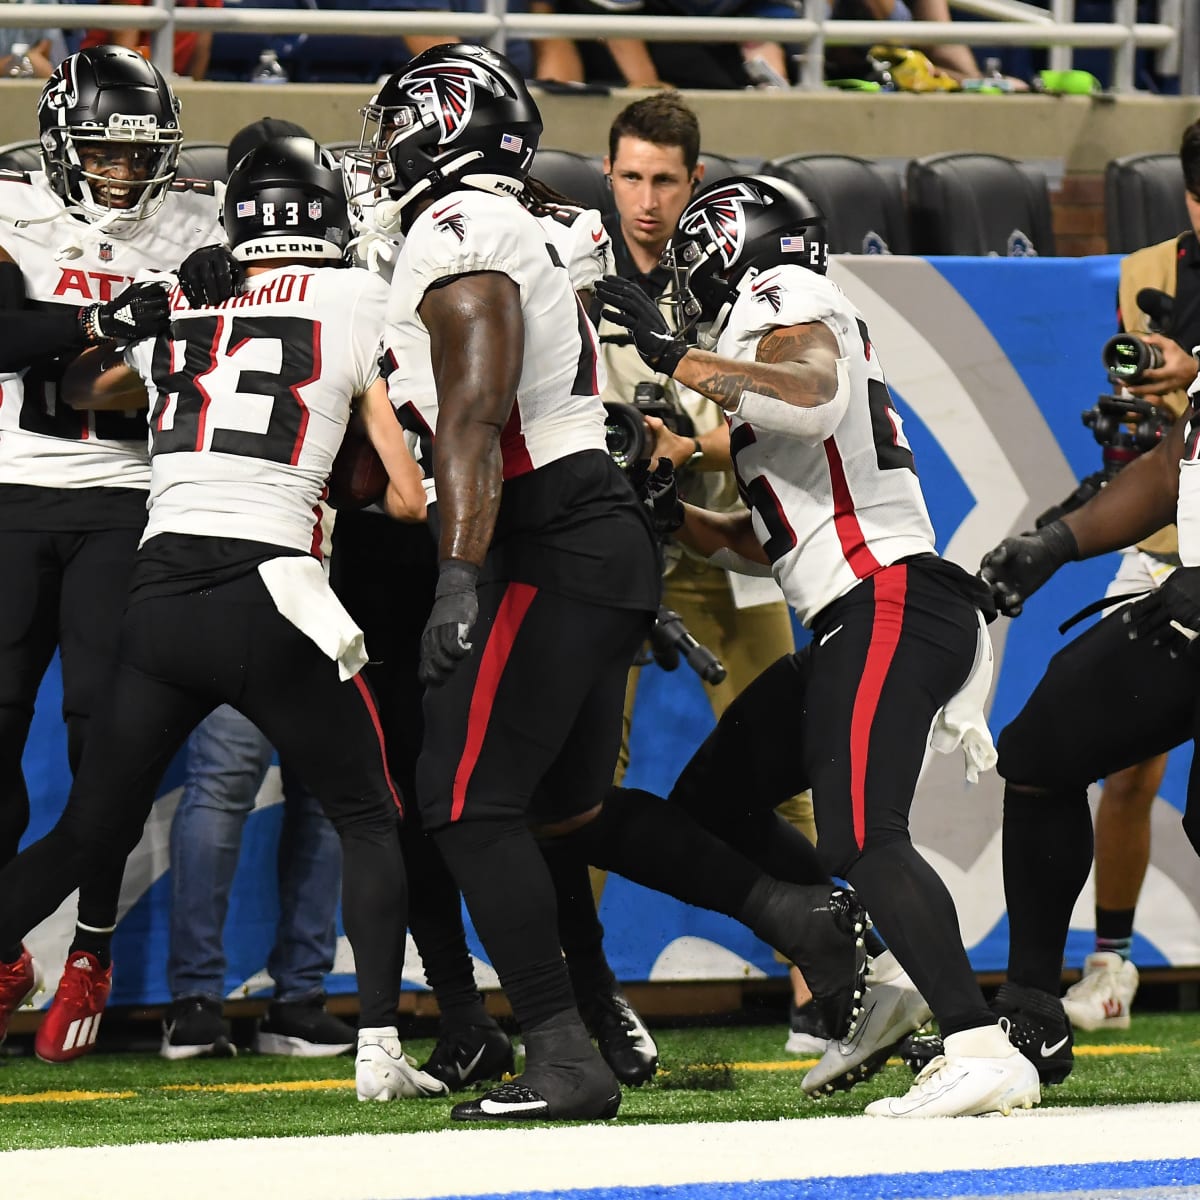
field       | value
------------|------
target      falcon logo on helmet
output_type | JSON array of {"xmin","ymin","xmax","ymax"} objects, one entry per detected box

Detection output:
[
  {"xmin": 677, "ymin": 181, "xmax": 765, "ymax": 269},
  {"xmin": 401, "ymin": 62, "xmax": 501, "ymax": 145}
]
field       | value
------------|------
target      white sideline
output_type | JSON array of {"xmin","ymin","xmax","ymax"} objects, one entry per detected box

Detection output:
[{"xmin": 5, "ymin": 1103, "xmax": 1200, "ymax": 1200}]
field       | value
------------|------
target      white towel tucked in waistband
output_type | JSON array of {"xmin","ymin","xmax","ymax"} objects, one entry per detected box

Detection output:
[
  {"xmin": 258, "ymin": 555, "xmax": 368, "ymax": 682},
  {"xmin": 929, "ymin": 608, "xmax": 997, "ymax": 784}
]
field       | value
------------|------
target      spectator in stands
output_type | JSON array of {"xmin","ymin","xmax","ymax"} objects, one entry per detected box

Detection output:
[
  {"xmin": 830, "ymin": 0, "xmax": 982, "ymax": 82},
  {"xmin": 0, "ymin": 0, "xmax": 68, "ymax": 78},
  {"xmin": 530, "ymin": 0, "xmax": 796, "ymax": 89},
  {"xmin": 80, "ymin": 0, "xmax": 223, "ymax": 80}
]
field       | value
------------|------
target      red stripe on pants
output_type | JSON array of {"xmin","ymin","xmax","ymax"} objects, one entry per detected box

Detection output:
[
  {"xmin": 849, "ymin": 565, "xmax": 907, "ymax": 849},
  {"xmin": 352, "ymin": 672, "xmax": 403, "ymax": 815},
  {"xmin": 451, "ymin": 581, "xmax": 539, "ymax": 822}
]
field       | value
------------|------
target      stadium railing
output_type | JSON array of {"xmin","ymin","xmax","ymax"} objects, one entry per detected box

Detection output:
[{"xmin": 0, "ymin": 0, "xmax": 1186, "ymax": 95}]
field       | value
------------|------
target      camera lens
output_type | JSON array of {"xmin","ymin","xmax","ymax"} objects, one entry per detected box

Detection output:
[
  {"xmin": 602, "ymin": 401, "xmax": 647, "ymax": 471},
  {"xmin": 1101, "ymin": 334, "xmax": 1165, "ymax": 384}
]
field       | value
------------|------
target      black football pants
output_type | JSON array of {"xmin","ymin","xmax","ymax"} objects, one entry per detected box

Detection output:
[
  {"xmin": 0, "ymin": 569, "xmax": 408, "ymax": 1028},
  {"xmin": 996, "ymin": 606, "xmax": 1200, "ymax": 994}
]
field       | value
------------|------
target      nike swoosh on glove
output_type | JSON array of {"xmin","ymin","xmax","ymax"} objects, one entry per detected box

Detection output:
[
  {"xmin": 978, "ymin": 519, "xmax": 1078, "ymax": 618},
  {"xmin": 594, "ymin": 275, "xmax": 688, "ymax": 376},
  {"xmin": 419, "ymin": 560, "xmax": 480, "ymax": 687},
  {"xmin": 90, "ymin": 281, "xmax": 172, "ymax": 343},
  {"xmin": 177, "ymin": 244, "xmax": 245, "ymax": 309},
  {"xmin": 1123, "ymin": 565, "xmax": 1200, "ymax": 660}
]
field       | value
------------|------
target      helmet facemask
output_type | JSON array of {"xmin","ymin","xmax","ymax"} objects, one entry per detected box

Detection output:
[{"xmin": 660, "ymin": 233, "xmax": 736, "ymax": 349}]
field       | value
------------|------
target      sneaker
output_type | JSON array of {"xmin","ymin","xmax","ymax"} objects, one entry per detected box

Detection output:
[
  {"xmin": 356, "ymin": 1026, "xmax": 449, "ymax": 1101},
  {"xmin": 253, "ymin": 997, "xmax": 356, "ymax": 1057},
  {"xmin": 802, "ymin": 950, "xmax": 933, "ymax": 1095},
  {"xmin": 451, "ymin": 1017, "xmax": 620, "ymax": 1122},
  {"xmin": 1062, "ymin": 952, "xmax": 1138, "ymax": 1031},
  {"xmin": 900, "ymin": 982, "xmax": 1075, "ymax": 1087},
  {"xmin": 160, "ymin": 996, "xmax": 236, "ymax": 1061},
  {"xmin": 785, "ymin": 1000, "xmax": 831, "ymax": 1056},
  {"xmin": 420, "ymin": 1022, "xmax": 515, "ymax": 1092},
  {"xmin": 0, "ymin": 946, "xmax": 42, "ymax": 1046},
  {"xmin": 865, "ymin": 1049, "xmax": 1040, "ymax": 1117},
  {"xmin": 34, "ymin": 952, "xmax": 112, "ymax": 1063},
  {"xmin": 580, "ymin": 988, "xmax": 658, "ymax": 1086}
]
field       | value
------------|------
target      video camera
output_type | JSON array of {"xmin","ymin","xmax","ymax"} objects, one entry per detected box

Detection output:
[
  {"xmin": 1036, "ymin": 288, "xmax": 1173, "ymax": 528},
  {"xmin": 604, "ymin": 381, "xmax": 696, "ymax": 472}
]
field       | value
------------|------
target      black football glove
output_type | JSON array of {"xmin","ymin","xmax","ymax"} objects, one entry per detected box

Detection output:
[
  {"xmin": 1122, "ymin": 566, "xmax": 1200, "ymax": 660},
  {"xmin": 419, "ymin": 560, "xmax": 480, "ymax": 687},
  {"xmin": 594, "ymin": 275, "xmax": 688, "ymax": 376},
  {"xmin": 978, "ymin": 518, "xmax": 1078, "ymax": 617},
  {"xmin": 85, "ymin": 281, "xmax": 171, "ymax": 343},
  {"xmin": 177, "ymin": 244, "xmax": 244, "ymax": 308},
  {"xmin": 628, "ymin": 456, "xmax": 684, "ymax": 538}
]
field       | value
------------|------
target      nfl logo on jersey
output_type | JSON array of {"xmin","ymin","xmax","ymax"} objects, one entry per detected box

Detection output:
[{"xmin": 99, "ymin": 242, "xmax": 114, "ymax": 262}]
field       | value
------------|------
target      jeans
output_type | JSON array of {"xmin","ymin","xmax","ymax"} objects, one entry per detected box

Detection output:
[{"xmin": 167, "ymin": 704, "xmax": 342, "ymax": 1004}]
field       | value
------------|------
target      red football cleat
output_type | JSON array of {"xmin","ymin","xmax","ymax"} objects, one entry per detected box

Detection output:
[
  {"xmin": 0, "ymin": 946, "xmax": 42, "ymax": 1045},
  {"xmin": 34, "ymin": 952, "xmax": 112, "ymax": 1063}
]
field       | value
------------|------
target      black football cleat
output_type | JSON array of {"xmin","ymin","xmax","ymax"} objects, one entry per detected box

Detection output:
[
  {"xmin": 900, "ymin": 982, "xmax": 1074, "ymax": 1087},
  {"xmin": 451, "ymin": 1015, "xmax": 621, "ymax": 1123},
  {"xmin": 750, "ymin": 881, "xmax": 872, "ymax": 1042},
  {"xmin": 420, "ymin": 1021, "xmax": 515, "ymax": 1092},
  {"xmin": 580, "ymin": 988, "xmax": 658, "ymax": 1086},
  {"xmin": 991, "ymin": 981, "xmax": 1074, "ymax": 1085}
]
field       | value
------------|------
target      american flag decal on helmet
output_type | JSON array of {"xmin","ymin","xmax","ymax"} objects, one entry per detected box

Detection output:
[{"xmin": 679, "ymin": 181, "xmax": 766, "ymax": 269}]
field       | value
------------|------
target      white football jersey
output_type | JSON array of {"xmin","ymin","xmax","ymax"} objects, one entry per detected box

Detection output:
[
  {"xmin": 536, "ymin": 203, "xmax": 613, "ymax": 293},
  {"xmin": 126, "ymin": 265, "xmax": 388, "ymax": 553},
  {"xmin": 0, "ymin": 171, "xmax": 224, "ymax": 490},
  {"xmin": 720, "ymin": 264, "xmax": 936, "ymax": 625},
  {"xmin": 1176, "ymin": 411, "xmax": 1200, "ymax": 566},
  {"xmin": 383, "ymin": 188, "xmax": 607, "ymax": 499}
]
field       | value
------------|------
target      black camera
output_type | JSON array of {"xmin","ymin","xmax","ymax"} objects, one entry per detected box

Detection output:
[
  {"xmin": 1101, "ymin": 333, "xmax": 1165, "ymax": 386},
  {"xmin": 603, "ymin": 381, "xmax": 696, "ymax": 471}
]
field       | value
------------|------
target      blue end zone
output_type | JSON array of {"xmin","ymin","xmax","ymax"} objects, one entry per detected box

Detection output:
[{"xmin": 439, "ymin": 1159, "xmax": 1200, "ymax": 1200}]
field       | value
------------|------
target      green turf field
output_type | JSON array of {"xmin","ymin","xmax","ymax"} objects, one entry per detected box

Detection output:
[{"xmin": 3, "ymin": 1015, "xmax": 1200, "ymax": 1151}]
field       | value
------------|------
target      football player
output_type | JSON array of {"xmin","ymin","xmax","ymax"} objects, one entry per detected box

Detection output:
[
  {"xmin": 0, "ymin": 136, "xmax": 440, "ymax": 1102},
  {"xmin": 0, "ymin": 47, "xmax": 225, "ymax": 1064},
  {"xmin": 347, "ymin": 44, "xmax": 872, "ymax": 1123},
  {"xmin": 595, "ymin": 174, "xmax": 1040, "ymax": 1118}
]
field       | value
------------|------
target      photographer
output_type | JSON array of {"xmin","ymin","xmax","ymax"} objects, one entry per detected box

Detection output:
[
  {"xmin": 1045, "ymin": 118, "xmax": 1200, "ymax": 1036},
  {"xmin": 592, "ymin": 93, "xmax": 828, "ymax": 1054}
]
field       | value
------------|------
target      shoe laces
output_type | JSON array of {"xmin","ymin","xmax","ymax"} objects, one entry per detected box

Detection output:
[
  {"xmin": 909, "ymin": 1053, "xmax": 955, "ymax": 1092},
  {"xmin": 56, "ymin": 958, "xmax": 106, "ymax": 1008},
  {"xmin": 0, "ymin": 953, "xmax": 33, "ymax": 997}
]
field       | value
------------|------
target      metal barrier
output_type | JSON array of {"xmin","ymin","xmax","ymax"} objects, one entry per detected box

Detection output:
[{"xmin": 0, "ymin": 2, "xmax": 1186, "ymax": 96}]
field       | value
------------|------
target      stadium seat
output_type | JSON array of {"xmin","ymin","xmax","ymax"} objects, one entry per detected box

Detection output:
[
  {"xmin": 906, "ymin": 152, "xmax": 1056, "ymax": 256},
  {"xmin": 698, "ymin": 152, "xmax": 758, "ymax": 187},
  {"xmin": 760, "ymin": 153, "xmax": 909, "ymax": 254},
  {"xmin": 530, "ymin": 149, "xmax": 611, "ymax": 213},
  {"xmin": 1105, "ymin": 152, "xmax": 1189, "ymax": 254},
  {"xmin": 177, "ymin": 142, "xmax": 231, "ymax": 184},
  {"xmin": 0, "ymin": 140, "xmax": 43, "ymax": 174}
]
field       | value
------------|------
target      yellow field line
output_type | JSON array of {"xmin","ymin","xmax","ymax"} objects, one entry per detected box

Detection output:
[
  {"xmin": 0, "ymin": 1044, "xmax": 1170, "ymax": 1106},
  {"xmin": 0, "ymin": 1090, "xmax": 137, "ymax": 1104}
]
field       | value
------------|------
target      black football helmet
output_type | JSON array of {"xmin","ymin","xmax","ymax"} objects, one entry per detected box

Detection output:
[
  {"xmin": 37, "ymin": 46, "xmax": 182, "ymax": 229},
  {"xmin": 662, "ymin": 174, "xmax": 828, "ymax": 342},
  {"xmin": 223, "ymin": 136, "xmax": 350, "ymax": 263},
  {"xmin": 344, "ymin": 42, "xmax": 541, "ymax": 230}
]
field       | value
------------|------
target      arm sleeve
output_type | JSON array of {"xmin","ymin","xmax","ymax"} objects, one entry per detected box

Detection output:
[{"xmin": 0, "ymin": 263, "xmax": 88, "ymax": 370}]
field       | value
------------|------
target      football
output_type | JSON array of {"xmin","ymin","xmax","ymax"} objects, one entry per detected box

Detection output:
[{"xmin": 327, "ymin": 421, "xmax": 388, "ymax": 510}]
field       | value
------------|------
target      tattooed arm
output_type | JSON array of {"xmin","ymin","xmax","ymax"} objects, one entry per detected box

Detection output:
[{"xmin": 673, "ymin": 319, "xmax": 841, "ymax": 414}]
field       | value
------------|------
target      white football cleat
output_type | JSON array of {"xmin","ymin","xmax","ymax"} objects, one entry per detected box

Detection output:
[
  {"xmin": 356, "ymin": 1027, "xmax": 450, "ymax": 1101},
  {"xmin": 1062, "ymin": 952, "xmax": 1138, "ymax": 1031},
  {"xmin": 865, "ymin": 1048, "xmax": 1040, "ymax": 1118},
  {"xmin": 803, "ymin": 950, "xmax": 933, "ymax": 1095}
]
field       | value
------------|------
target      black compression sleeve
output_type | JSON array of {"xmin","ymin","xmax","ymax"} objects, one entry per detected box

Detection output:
[{"xmin": 0, "ymin": 305, "xmax": 89, "ymax": 371}]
